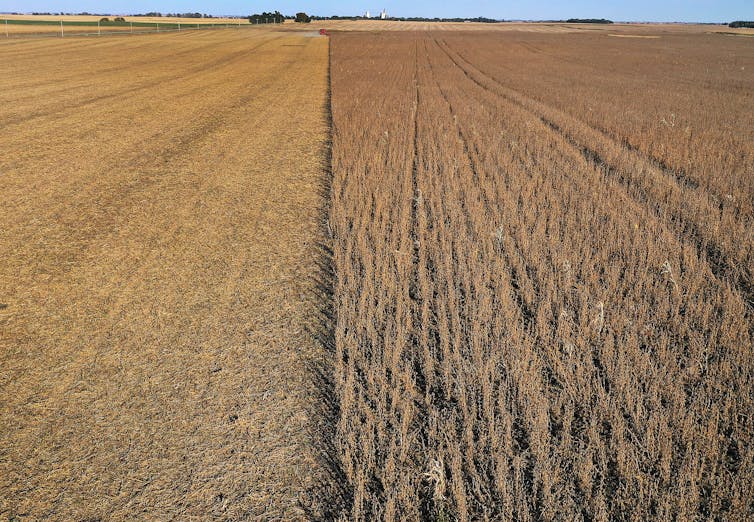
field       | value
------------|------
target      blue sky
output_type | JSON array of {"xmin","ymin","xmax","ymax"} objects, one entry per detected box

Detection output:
[{"xmin": 2, "ymin": 1, "xmax": 752, "ymax": 22}]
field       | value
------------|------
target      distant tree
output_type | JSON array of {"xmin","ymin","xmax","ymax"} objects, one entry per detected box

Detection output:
[
  {"xmin": 295, "ymin": 12, "xmax": 311, "ymax": 23},
  {"xmin": 310, "ymin": 15, "xmax": 502, "ymax": 22},
  {"xmin": 113, "ymin": 17, "xmax": 126, "ymax": 22},
  {"xmin": 99, "ymin": 17, "xmax": 110, "ymax": 23},
  {"xmin": 566, "ymin": 18, "xmax": 613, "ymax": 24},
  {"xmin": 729, "ymin": 21, "xmax": 754, "ymax": 28},
  {"xmin": 248, "ymin": 11, "xmax": 284, "ymax": 23}
]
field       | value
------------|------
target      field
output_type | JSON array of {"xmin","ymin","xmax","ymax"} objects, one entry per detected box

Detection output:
[
  {"xmin": 308, "ymin": 19, "xmax": 754, "ymax": 35},
  {"xmin": 1, "ymin": 20, "xmax": 752, "ymax": 522},
  {"xmin": 0, "ymin": 30, "xmax": 328, "ymax": 520},
  {"xmin": 325, "ymin": 30, "xmax": 753, "ymax": 520},
  {"xmin": 6, "ymin": 16, "xmax": 754, "ymax": 37},
  {"xmin": 1, "ymin": 14, "xmax": 246, "ymax": 22},
  {"xmin": 1, "ymin": 15, "xmax": 254, "ymax": 36}
]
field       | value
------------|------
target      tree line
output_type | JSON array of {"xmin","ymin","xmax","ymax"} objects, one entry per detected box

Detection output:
[{"xmin": 247, "ymin": 11, "xmax": 312, "ymax": 23}]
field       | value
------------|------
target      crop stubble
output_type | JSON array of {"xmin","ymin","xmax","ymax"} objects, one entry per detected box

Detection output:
[
  {"xmin": 0, "ymin": 15, "xmax": 251, "ymax": 36},
  {"xmin": 0, "ymin": 30, "xmax": 328, "ymax": 519},
  {"xmin": 326, "ymin": 31, "xmax": 753, "ymax": 520}
]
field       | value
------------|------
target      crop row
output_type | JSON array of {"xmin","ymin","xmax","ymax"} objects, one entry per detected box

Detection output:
[{"xmin": 322, "ymin": 32, "xmax": 753, "ymax": 521}]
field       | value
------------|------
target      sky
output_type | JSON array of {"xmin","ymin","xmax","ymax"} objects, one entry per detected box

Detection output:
[{"xmin": 2, "ymin": 1, "xmax": 753, "ymax": 22}]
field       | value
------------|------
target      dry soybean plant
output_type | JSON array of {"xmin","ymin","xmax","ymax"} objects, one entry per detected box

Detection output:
[{"xmin": 323, "ymin": 31, "xmax": 754, "ymax": 521}]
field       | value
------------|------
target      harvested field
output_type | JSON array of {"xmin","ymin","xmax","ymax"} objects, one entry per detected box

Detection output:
[
  {"xmin": 0, "ymin": 30, "xmax": 328, "ymax": 520},
  {"xmin": 0, "ymin": 15, "xmax": 253, "ymax": 36},
  {"xmin": 326, "ymin": 30, "xmax": 753, "ymax": 521},
  {"xmin": 1, "ymin": 14, "xmax": 246, "ymax": 23},
  {"xmin": 307, "ymin": 20, "xmax": 580, "ymax": 32},
  {"xmin": 300, "ymin": 20, "xmax": 752, "ymax": 35}
]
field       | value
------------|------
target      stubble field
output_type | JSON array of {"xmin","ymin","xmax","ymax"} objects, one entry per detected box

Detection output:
[
  {"xmin": 0, "ymin": 15, "xmax": 251, "ymax": 36},
  {"xmin": 0, "ymin": 29, "xmax": 328, "ymax": 520}
]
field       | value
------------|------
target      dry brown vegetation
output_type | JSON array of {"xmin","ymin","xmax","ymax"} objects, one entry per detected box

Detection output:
[
  {"xmin": 303, "ymin": 20, "xmax": 754, "ymax": 35},
  {"xmin": 2, "ymin": 21, "xmax": 752, "ymax": 522},
  {"xmin": 1, "ymin": 14, "xmax": 246, "ymax": 23},
  {"xmin": 325, "ymin": 30, "xmax": 753, "ymax": 520},
  {"xmin": 0, "ymin": 15, "xmax": 252, "ymax": 36},
  {"xmin": 0, "ymin": 30, "xmax": 328, "ymax": 520},
  {"xmin": 305, "ymin": 20, "xmax": 580, "ymax": 32}
]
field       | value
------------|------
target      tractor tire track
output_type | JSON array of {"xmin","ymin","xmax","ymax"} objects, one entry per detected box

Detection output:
[
  {"xmin": 435, "ymin": 37, "xmax": 754, "ymax": 313},
  {"xmin": 425, "ymin": 37, "xmax": 538, "ymax": 333}
]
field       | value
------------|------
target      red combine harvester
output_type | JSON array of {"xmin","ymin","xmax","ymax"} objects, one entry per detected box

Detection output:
[{"xmin": 319, "ymin": 28, "xmax": 330, "ymax": 36}]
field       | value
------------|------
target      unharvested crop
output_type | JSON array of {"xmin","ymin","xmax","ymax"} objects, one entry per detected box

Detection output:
[{"xmin": 325, "ymin": 31, "xmax": 753, "ymax": 521}]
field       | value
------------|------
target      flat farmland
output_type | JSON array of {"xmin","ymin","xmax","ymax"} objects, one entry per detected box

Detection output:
[
  {"xmin": 298, "ymin": 19, "xmax": 754, "ymax": 35},
  {"xmin": 2, "ymin": 21, "xmax": 752, "ymax": 522},
  {"xmin": 0, "ymin": 30, "xmax": 328, "ymax": 520},
  {"xmin": 1, "ymin": 14, "xmax": 251, "ymax": 36},
  {"xmin": 1, "ymin": 14, "xmax": 246, "ymax": 23},
  {"xmin": 327, "ymin": 30, "xmax": 753, "ymax": 520}
]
